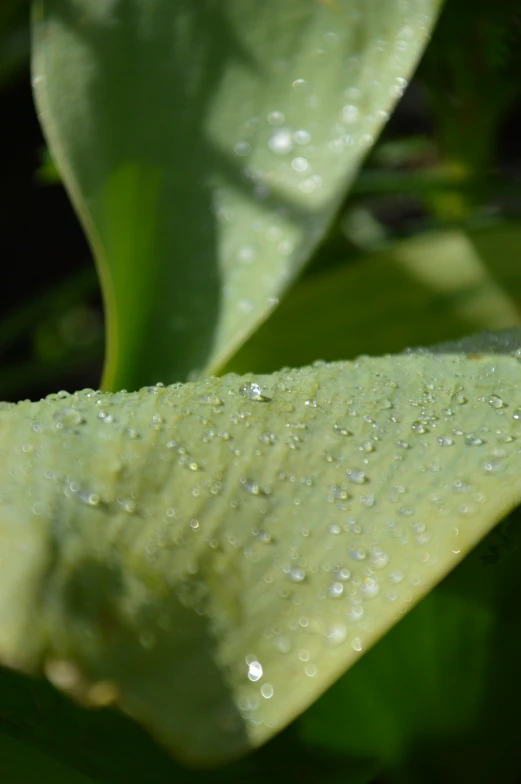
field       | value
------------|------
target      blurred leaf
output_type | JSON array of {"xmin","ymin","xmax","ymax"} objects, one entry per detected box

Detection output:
[
  {"xmin": 418, "ymin": 0, "xmax": 521, "ymax": 173},
  {"xmin": 0, "ymin": 267, "xmax": 97, "ymax": 355},
  {"xmin": 37, "ymin": 145, "xmax": 60, "ymax": 184},
  {"xmin": 0, "ymin": 730, "xmax": 96, "ymax": 783},
  {"xmin": 0, "ymin": 23, "xmax": 30, "ymax": 88},
  {"xmin": 226, "ymin": 224, "xmax": 521, "ymax": 375},
  {"xmin": 299, "ymin": 506, "xmax": 521, "ymax": 783},
  {"xmin": 0, "ymin": 337, "xmax": 103, "ymax": 402},
  {"xmin": 0, "ymin": 665, "xmax": 379, "ymax": 784},
  {"xmin": 2, "ymin": 334, "xmax": 521, "ymax": 767},
  {"xmin": 32, "ymin": 0, "xmax": 442, "ymax": 391},
  {"xmin": 0, "ymin": 0, "xmax": 29, "ymax": 88}
]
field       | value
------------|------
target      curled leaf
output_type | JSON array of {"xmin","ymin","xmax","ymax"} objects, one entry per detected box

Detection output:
[
  {"xmin": 32, "ymin": 0, "xmax": 441, "ymax": 388},
  {"xmin": 2, "ymin": 335, "xmax": 521, "ymax": 765}
]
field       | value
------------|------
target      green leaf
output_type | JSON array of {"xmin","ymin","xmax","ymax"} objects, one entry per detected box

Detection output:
[
  {"xmin": 0, "ymin": 664, "xmax": 381, "ymax": 783},
  {"xmin": 2, "ymin": 333, "xmax": 521, "ymax": 766},
  {"xmin": 0, "ymin": 0, "xmax": 29, "ymax": 88},
  {"xmin": 0, "ymin": 731, "xmax": 97, "ymax": 783},
  {"xmin": 32, "ymin": 0, "xmax": 441, "ymax": 390},
  {"xmin": 226, "ymin": 224, "xmax": 521, "ymax": 374}
]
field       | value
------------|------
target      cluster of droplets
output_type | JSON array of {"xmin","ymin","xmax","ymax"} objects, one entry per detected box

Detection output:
[
  {"xmin": 6, "ymin": 345, "xmax": 521, "ymax": 748},
  {"xmin": 219, "ymin": 12, "xmax": 428, "ymax": 344}
]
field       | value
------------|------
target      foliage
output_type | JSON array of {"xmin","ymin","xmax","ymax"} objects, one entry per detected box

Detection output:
[{"xmin": 1, "ymin": 0, "xmax": 521, "ymax": 782}]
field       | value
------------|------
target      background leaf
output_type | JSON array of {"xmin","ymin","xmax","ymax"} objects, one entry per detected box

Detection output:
[
  {"xmin": 226, "ymin": 223, "xmax": 521, "ymax": 374},
  {"xmin": 2, "ymin": 336, "xmax": 521, "ymax": 767},
  {"xmin": 0, "ymin": 0, "xmax": 29, "ymax": 89},
  {"xmin": 0, "ymin": 730, "xmax": 97, "ymax": 783},
  {"xmin": 0, "ymin": 664, "xmax": 380, "ymax": 783},
  {"xmin": 32, "ymin": 0, "xmax": 441, "ymax": 391}
]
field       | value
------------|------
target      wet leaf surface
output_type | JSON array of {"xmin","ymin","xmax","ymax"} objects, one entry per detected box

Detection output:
[{"xmin": 2, "ymin": 332, "xmax": 521, "ymax": 765}]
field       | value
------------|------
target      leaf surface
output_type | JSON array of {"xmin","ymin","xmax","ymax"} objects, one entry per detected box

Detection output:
[
  {"xmin": 32, "ymin": 0, "xmax": 441, "ymax": 389},
  {"xmin": 2, "ymin": 333, "xmax": 521, "ymax": 765}
]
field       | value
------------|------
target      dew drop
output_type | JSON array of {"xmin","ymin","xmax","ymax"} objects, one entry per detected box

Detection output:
[
  {"xmin": 268, "ymin": 128, "xmax": 293, "ymax": 154},
  {"xmin": 247, "ymin": 660, "xmax": 263, "ymax": 682},
  {"xmin": 286, "ymin": 566, "xmax": 306, "ymax": 582},
  {"xmin": 465, "ymin": 435, "xmax": 485, "ymax": 447},
  {"xmin": 54, "ymin": 407, "xmax": 85, "ymax": 430},
  {"xmin": 370, "ymin": 548, "xmax": 389, "ymax": 569},
  {"xmin": 437, "ymin": 436, "xmax": 453, "ymax": 447},
  {"xmin": 328, "ymin": 484, "xmax": 350, "ymax": 501},
  {"xmin": 346, "ymin": 469, "xmax": 367, "ymax": 485},
  {"xmin": 239, "ymin": 382, "xmax": 272, "ymax": 402},
  {"xmin": 256, "ymin": 530, "xmax": 273, "ymax": 544},
  {"xmin": 360, "ymin": 577, "xmax": 379, "ymax": 600},
  {"xmin": 268, "ymin": 111, "xmax": 285, "ymax": 126},
  {"xmin": 291, "ymin": 156, "xmax": 309, "ymax": 172},
  {"xmin": 347, "ymin": 605, "xmax": 364, "ymax": 622},
  {"xmin": 324, "ymin": 623, "xmax": 347, "ymax": 646},
  {"xmin": 334, "ymin": 423, "xmax": 352, "ymax": 436},
  {"xmin": 489, "ymin": 394, "xmax": 505, "ymax": 409},
  {"xmin": 240, "ymin": 477, "xmax": 261, "ymax": 496},
  {"xmin": 453, "ymin": 393, "xmax": 468, "ymax": 405},
  {"xmin": 293, "ymin": 129, "xmax": 311, "ymax": 145},
  {"xmin": 261, "ymin": 683, "xmax": 274, "ymax": 699},
  {"xmin": 483, "ymin": 460, "xmax": 504, "ymax": 474},
  {"xmin": 360, "ymin": 440, "xmax": 375, "ymax": 453},
  {"xmin": 352, "ymin": 637, "xmax": 363, "ymax": 652},
  {"xmin": 342, "ymin": 104, "xmax": 359, "ymax": 123},
  {"xmin": 327, "ymin": 581, "xmax": 344, "ymax": 598}
]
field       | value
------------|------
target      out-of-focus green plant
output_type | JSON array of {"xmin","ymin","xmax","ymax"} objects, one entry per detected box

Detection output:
[{"xmin": 0, "ymin": 0, "xmax": 29, "ymax": 88}]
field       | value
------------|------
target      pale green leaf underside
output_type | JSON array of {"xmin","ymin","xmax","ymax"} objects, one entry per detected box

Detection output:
[
  {"xmin": 2, "ymin": 335, "xmax": 521, "ymax": 767},
  {"xmin": 32, "ymin": 0, "xmax": 441, "ymax": 390}
]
